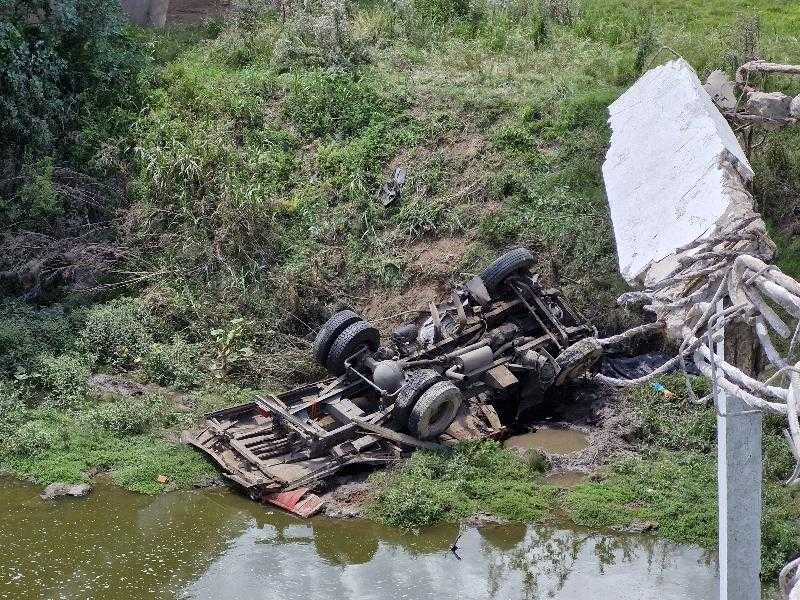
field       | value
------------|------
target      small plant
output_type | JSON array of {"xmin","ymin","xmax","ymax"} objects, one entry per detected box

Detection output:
[
  {"xmin": 0, "ymin": 300, "xmax": 77, "ymax": 378},
  {"xmin": 633, "ymin": 26, "xmax": 658, "ymax": 75},
  {"xmin": 142, "ymin": 338, "xmax": 203, "ymax": 389},
  {"xmin": 38, "ymin": 353, "xmax": 91, "ymax": 409},
  {"xmin": 6, "ymin": 157, "xmax": 61, "ymax": 225},
  {"xmin": 539, "ymin": 0, "xmax": 577, "ymax": 26},
  {"xmin": 85, "ymin": 396, "xmax": 166, "ymax": 436},
  {"xmin": 0, "ymin": 382, "xmax": 27, "ymax": 437},
  {"xmin": 6, "ymin": 419, "xmax": 67, "ymax": 458},
  {"xmin": 272, "ymin": 0, "xmax": 369, "ymax": 69},
  {"xmin": 81, "ymin": 298, "xmax": 153, "ymax": 369},
  {"xmin": 724, "ymin": 13, "xmax": 762, "ymax": 71},
  {"xmin": 209, "ymin": 318, "xmax": 255, "ymax": 380}
]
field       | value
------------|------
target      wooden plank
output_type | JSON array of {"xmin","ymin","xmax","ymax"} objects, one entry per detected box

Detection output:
[
  {"xmin": 255, "ymin": 395, "xmax": 319, "ymax": 439},
  {"xmin": 229, "ymin": 438, "xmax": 293, "ymax": 483},
  {"xmin": 479, "ymin": 403, "xmax": 503, "ymax": 430},
  {"xmin": 352, "ymin": 419, "xmax": 445, "ymax": 450},
  {"xmin": 241, "ymin": 432, "xmax": 284, "ymax": 446}
]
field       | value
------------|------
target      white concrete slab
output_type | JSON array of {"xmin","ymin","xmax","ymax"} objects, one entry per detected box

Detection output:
[{"xmin": 602, "ymin": 59, "xmax": 753, "ymax": 284}]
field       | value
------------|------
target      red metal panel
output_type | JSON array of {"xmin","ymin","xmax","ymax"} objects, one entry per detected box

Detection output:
[{"xmin": 264, "ymin": 488, "xmax": 325, "ymax": 518}]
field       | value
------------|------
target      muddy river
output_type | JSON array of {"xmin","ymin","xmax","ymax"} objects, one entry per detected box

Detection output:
[{"xmin": 0, "ymin": 478, "xmax": 718, "ymax": 600}]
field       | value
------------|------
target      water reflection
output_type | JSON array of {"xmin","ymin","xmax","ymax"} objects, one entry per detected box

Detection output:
[{"xmin": 0, "ymin": 479, "xmax": 717, "ymax": 600}]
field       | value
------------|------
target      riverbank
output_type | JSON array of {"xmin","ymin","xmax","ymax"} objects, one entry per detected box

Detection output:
[
  {"xmin": 3, "ymin": 370, "xmax": 799, "ymax": 580},
  {"xmin": 3, "ymin": 0, "xmax": 800, "ymax": 591}
]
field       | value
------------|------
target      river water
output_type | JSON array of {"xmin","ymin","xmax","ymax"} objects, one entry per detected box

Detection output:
[{"xmin": 0, "ymin": 478, "xmax": 718, "ymax": 600}]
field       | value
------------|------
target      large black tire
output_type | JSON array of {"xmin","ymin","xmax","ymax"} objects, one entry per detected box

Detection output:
[
  {"xmin": 554, "ymin": 337, "xmax": 603, "ymax": 385},
  {"xmin": 326, "ymin": 320, "xmax": 380, "ymax": 375},
  {"xmin": 313, "ymin": 310, "xmax": 361, "ymax": 366},
  {"xmin": 480, "ymin": 247, "xmax": 535, "ymax": 293},
  {"xmin": 392, "ymin": 369, "xmax": 443, "ymax": 429},
  {"xmin": 408, "ymin": 380, "xmax": 463, "ymax": 440}
]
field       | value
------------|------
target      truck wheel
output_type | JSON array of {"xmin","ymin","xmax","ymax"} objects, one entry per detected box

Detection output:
[
  {"xmin": 392, "ymin": 369, "xmax": 443, "ymax": 429},
  {"xmin": 408, "ymin": 381, "xmax": 463, "ymax": 440},
  {"xmin": 313, "ymin": 310, "xmax": 362, "ymax": 366},
  {"xmin": 480, "ymin": 247, "xmax": 534, "ymax": 293},
  {"xmin": 554, "ymin": 337, "xmax": 603, "ymax": 385},
  {"xmin": 326, "ymin": 320, "xmax": 380, "ymax": 375}
]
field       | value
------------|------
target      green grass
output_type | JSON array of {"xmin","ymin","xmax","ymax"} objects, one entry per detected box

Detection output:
[
  {"xmin": 2, "ymin": 429, "xmax": 216, "ymax": 495},
  {"xmin": 368, "ymin": 440, "xmax": 558, "ymax": 529}
]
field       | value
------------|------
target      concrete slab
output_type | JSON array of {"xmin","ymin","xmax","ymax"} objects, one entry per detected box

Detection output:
[{"xmin": 602, "ymin": 59, "xmax": 753, "ymax": 285}]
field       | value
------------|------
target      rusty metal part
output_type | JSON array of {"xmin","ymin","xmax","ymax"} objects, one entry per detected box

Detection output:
[
  {"xmin": 189, "ymin": 248, "xmax": 597, "ymax": 516},
  {"xmin": 264, "ymin": 488, "xmax": 325, "ymax": 517}
]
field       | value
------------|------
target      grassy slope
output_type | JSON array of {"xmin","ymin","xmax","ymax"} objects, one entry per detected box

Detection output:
[{"xmin": 2, "ymin": 0, "xmax": 800, "ymax": 574}]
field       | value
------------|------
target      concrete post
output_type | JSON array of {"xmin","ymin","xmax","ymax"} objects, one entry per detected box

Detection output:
[
  {"xmin": 716, "ymin": 303, "xmax": 762, "ymax": 600},
  {"xmin": 120, "ymin": 0, "xmax": 169, "ymax": 28}
]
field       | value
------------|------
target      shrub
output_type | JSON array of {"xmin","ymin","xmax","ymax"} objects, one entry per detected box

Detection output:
[
  {"xmin": 2, "ymin": 157, "xmax": 61, "ymax": 225},
  {"xmin": 409, "ymin": 0, "xmax": 471, "ymax": 27},
  {"xmin": 271, "ymin": 0, "xmax": 369, "ymax": 70},
  {"xmin": 0, "ymin": 0, "xmax": 145, "ymax": 159},
  {"xmin": 142, "ymin": 338, "xmax": 203, "ymax": 389},
  {"xmin": 6, "ymin": 419, "xmax": 67, "ymax": 457},
  {"xmin": 0, "ymin": 301, "xmax": 77, "ymax": 377},
  {"xmin": 81, "ymin": 298, "xmax": 152, "ymax": 368},
  {"xmin": 283, "ymin": 69, "xmax": 398, "ymax": 138},
  {"xmin": 86, "ymin": 396, "xmax": 165, "ymax": 436},
  {"xmin": 0, "ymin": 382, "xmax": 27, "ymax": 435},
  {"xmin": 37, "ymin": 353, "xmax": 91, "ymax": 409}
]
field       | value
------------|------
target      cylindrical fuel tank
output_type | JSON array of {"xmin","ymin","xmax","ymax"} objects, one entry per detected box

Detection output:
[{"xmin": 455, "ymin": 346, "xmax": 494, "ymax": 374}]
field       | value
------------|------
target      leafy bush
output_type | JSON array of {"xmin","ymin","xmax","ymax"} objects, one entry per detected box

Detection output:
[
  {"xmin": 271, "ymin": 0, "xmax": 369, "ymax": 70},
  {"xmin": 6, "ymin": 419, "xmax": 67, "ymax": 457},
  {"xmin": 0, "ymin": 0, "xmax": 145, "ymax": 159},
  {"xmin": 142, "ymin": 338, "xmax": 203, "ymax": 389},
  {"xmin": 38, "ymin": 353, "xmax": 91, "ymax": 408},
  {"xmin": 283, "ymin": 69, "xmax": 399, "ymax": 138},
  {"xmin": 85, "ymin": 396, "xmax": 165, "ymax": 436},
  {"xmin": 0, "ymin": 300, "xmax": 77, "ymax": 377},
  {"xmin": 81, "ymin": 298, "xmax": 152, "ymax": 368},
  {"xmin": 409, "ymin": 0, "xmax": 472, "ymax": 27},
  {"xmin": 0, "ymin": 381, "xmax": 27, "ymax": 436},
  {"xmin": 1, "ymin": 157, "xmax": 60, "ymax": 225}
]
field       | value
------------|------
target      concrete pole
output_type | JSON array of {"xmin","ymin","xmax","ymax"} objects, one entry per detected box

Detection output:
[
  {"xmin": 120, "ymin": 0, "xmax": 169, "ymax": 27},
  {"xmin": 716, "ymin": 301, "xmax": 762, "ymax": 600}
]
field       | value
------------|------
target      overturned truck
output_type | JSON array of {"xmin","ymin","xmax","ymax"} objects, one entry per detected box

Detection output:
[{"xmin": 189, "ymin": 248, "xmax": 603, "ymax": 516}]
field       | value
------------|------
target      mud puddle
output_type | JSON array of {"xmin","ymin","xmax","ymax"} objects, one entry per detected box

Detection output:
[
  {"xmin": 504, "ymin": 427, "xmax": 589, "ymax": 454},
  {"xmin": 0, "ymin": 478, "xmax": 717, "ymax": 599}
]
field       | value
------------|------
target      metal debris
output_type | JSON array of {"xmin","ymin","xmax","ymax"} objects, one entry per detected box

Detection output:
[
  {"xmin": 379, "ymin": 167, "xmax": 407, "ymax": 206},
  {"xmin": 189, "ymin": 247, "xmax": 603, "ymax": 516}
]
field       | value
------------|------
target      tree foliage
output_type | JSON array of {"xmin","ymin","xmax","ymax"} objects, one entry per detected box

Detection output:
[{"xmin": 0, "ymin": 0, "xmax": 144, "ymax": 160}]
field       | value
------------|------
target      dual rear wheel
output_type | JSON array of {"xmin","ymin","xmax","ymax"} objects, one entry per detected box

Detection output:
[
  {"xmin": 314, "ymin": 311, "xmax": 463, "ymax": 440},
  {"xmin": 313, "ymin": 310, "xmax": 380, "ymax": 376},
  {"xmin": 394, "ymin": 369, "xmax": 462, "ymax": 440}
]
